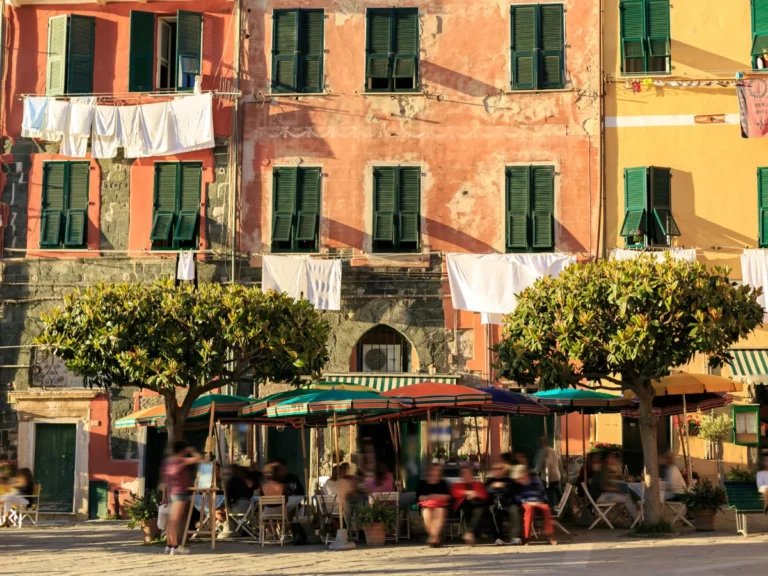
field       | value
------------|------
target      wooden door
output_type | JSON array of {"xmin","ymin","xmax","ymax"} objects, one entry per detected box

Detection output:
[{"xmin": 34, "ymin": 423, "xmax": 76, "ymax": 512}]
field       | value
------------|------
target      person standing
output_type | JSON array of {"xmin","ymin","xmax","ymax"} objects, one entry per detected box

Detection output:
[
  {"xmin": 160, "ymin": 442, "xmax": 202, "ymax": 555},
  {"xmin": 534, "ymin": 436, "xmax": 563, "ymax": 506},
  {"xmin": 416, "ymin": 464, "xmax": 452, "ymax": 548}
]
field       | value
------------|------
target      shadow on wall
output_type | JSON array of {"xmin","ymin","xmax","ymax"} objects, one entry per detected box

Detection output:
[
  {"xmin": 423, "ymin": 216, "xmax": 495, "ymax": 253},
  {"xmin": 421, "ymin": 60, "xmax": 500, "ymax": 98},
  {"xmin": 671, "ymin": 41, "xmax": 749, "ymax": 76},
  {"xmin": 325, "ymin": 217, "xmax": 367, "ymax": 252}
]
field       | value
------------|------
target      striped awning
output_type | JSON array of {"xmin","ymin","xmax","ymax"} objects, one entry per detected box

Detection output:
[
  {"xmin": 729, "ymin": 349, "xmax": 768, "ymax": 384},
  {"xmin": 322, "ymin": 373, "xmax": 459, "ymax": 393}
]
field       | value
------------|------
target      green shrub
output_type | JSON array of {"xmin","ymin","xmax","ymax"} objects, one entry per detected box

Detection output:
[
  {"xmin": 683, "ymin": 479, "xmax": 727, "ymax": 513},
  {"xmin": 725, "ymin": 466, "xmax": 756, "ymax": 483},
  {"xmin": 123, "ymin": 490, "xmax": 161, "ymax": 530}
]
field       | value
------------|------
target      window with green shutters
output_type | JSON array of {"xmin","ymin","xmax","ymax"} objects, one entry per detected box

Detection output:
[
  {"xmin": 150, "ymin": 162, "xmax": 202, "ymax": 250},
  {"xmin": 752, "ymin": 0, "xmax": 768, "ymax": 69},
  {"xmin": 758, "ymin": 168, "xmax": 768, "ymax": 247},
  {"xmin": 619, "ymin": 0, "xmax": 670, "ymax": 75},
  {"xmin": 620, "ymin": 166, "xmax": 680, "ymax": 248},
  {"xmin": 372, "ymin": 166, "xmax": 420, "ymax": 253},
  {"xmin": 271, "ymin": 9, "xmax": 325, "ymax": 93},
  {"xmin": 46, "ymin": 15, "xmax": 95, "ymax": 96},
  {"xmin": 366, "ymin": 8, "xmax": 419, "ymax": 93},
  {"xmin": 510, "ymin": 4, "xmax": 565, "ymax": 90},
  {"xmin": 505, "ymin": 166, "xmax": 554, "ymax": 252},
  {"xmin": 39, "ymin": 162, "xmax": 90, "ymax": 249},
  {"xmin": 128, "ymin": 10, "xmax": 203, "ymax": 92},
  {"xmin": 271, "ymin": 167, "xmax": 321, "ymax": 252}
]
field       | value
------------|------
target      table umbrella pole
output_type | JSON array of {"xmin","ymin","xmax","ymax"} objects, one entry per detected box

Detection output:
[
  {"xmin": 484, "ymin": 417, "xmax": 492, "ymax": 476},
  {"xmin": 333, "ymin": 412, "xmax": 343, "ymax": 531},
  {"xmin": 565, "ymin": 414, "xmax": 570, "ymax": 482},
  {"xmin": 387, "ymin": 421, "xmax": 400, "ymax": 488},
  {"xmin": 683, "ymin": 394, "xmax": 693, "ymax": 486},
  {"xmin": 581, "ymin": 409, "xmax": 587, "ymax": 485},
  {"xmin": 426, "ymin": 408, "xmax": 432, "ymax": 460},
  {"xmin": 300, "ymin": 421, "xmax": 308, "ymax": 500}
]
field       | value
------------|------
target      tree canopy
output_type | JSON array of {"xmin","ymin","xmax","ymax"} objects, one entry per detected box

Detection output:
[
  {"xmin": 36, "ymin": 281, "xmax": 331, "ymax": 440},
  {"xmin": 493, "ymin": 256, "xmax": 763, "ymax": 523}
]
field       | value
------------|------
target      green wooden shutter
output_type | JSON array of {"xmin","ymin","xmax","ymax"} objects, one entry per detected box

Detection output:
[
  {"xmin": 67, "ymin": 15, "xmax": 95, "ymax": 95},
  {"xmin": 511, "ymin": 6, "xmax": 537, "ymax": 90},
  {"xmin": 366, "ymin": 9, "xmax": 392, "ymax": 90},
  {"xmin": 64, "ymin": 162, "xmax": 89, "ymax": 247},
  {"xmin": 296, "ymin": 167, "xmax": 320, "ymax": 244},
  {"xmin": 398, "ymin": 167, "xmax": 420, "ymax": 245},
  {"xmin": 506, "ymin": 167, "xmax": 530, "ymax": 250},
  {"xmin": 129, "ymin": 11, "xmax": 155, "ymax": 92},
  {"xmin": 272, "ymin": 168, "xmax": 296, "ymax": 244},
  {"xmin": 620, "ymin": 0, "xmax": 646, "ymax": 74},
  {"xmin": 759, "ymin": 168, "xmax": 768, "ymax": 247},
  {"xmin": 273, "ymin": 10, "xmax": 299, "ymax": 92},
  {"xmin": 300, "ymin": 10, "xmax": 324, "ymax": 93},
  {"xmin": 539, "ymin": 5, "xmax": 564, "ymax": 89},
  {"xmin": 753, "ymin": 0, "xmax": 768, "ymax": 58},
  {"xmin": 649, "ymin": 166, "xmax": 679, "ymax": 241},
  {"xmin": 177, "ymin": 10, "xmax": 203, "ymax": 76},
  {"xmin": 646, "ymin": 0, "xmax": 670, "ymax": 68},
  {"xmin": 174, "ymin": 163, "xmax": 201, "ymax": 242},
  {"xmin": 373, "ymin": 167, "xmax": 396, "ymax": 244},
  {"xmin": 392, "ymin": 9, "xmax": 418, "ymax": 89},
  {"xmin": 46, "ymin": 15, "xmax": 68, "ymax": 96},
  {"xmin": 620, "ymin": 167, "xmax": 648, "ymax": 239},
  {"xmin": 40, "ymin": 163, "xmax": 66, "ymax": 247},
  {"xmin": 530, "ymin": 166, "xmax": 554, "ymax": 249},
  {"xmin": 151, "ymin": 163, "xmax": 178, "ymax": 241}
]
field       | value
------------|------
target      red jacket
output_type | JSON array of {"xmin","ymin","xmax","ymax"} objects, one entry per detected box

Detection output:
[{"xmin": 450, "ymin": 481, "xmax": 488, "ymax": 511}]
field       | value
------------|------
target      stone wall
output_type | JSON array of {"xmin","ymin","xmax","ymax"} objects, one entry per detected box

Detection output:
[{"xmin": 0, "ymin": 137, "xmax": 233, "ymax": 462}]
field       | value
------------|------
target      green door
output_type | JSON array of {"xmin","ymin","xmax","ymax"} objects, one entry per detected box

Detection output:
[
  {"xmin": 510, "ymin": 414, "xmax": 555, "ymax": 466},
  {"xmin": 267, "ymin": 427, "xmax": 307, "ymax": 489},
  {"xmin": 34, "ymin": 423, "xmax": 76, "ymax": 512}
]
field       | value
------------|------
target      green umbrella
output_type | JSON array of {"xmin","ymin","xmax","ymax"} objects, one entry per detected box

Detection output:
[
  {"xmin": 139, "ymin": 393, "xmax": 256, "ymax": 428},
  {"xmin": 238, "ymin": 388, "xmax": 314, "ymax": 417}
]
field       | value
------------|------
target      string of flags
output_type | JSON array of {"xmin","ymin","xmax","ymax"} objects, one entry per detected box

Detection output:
[{"xmin": 625, "ymin": 78, "xmax": 742, "ymax": 93}]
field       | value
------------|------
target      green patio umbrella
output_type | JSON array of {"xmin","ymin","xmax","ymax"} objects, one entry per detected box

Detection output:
[
  {"xmin": 533, "ymin": 388, "xmax": 632, "ymax": 484},
  {"xmin": 138, "ymin": 393, "xmax": 256, "ymax": 428}
]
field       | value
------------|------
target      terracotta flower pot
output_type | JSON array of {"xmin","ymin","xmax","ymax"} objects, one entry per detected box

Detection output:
[
  {"xmin": 363, "ymin": 523, "xmax": 386, "ymax": 546},
  {"xmin": 141, "ymin": 519, "xmax": 160, "ymax": 543},
  {"xmin": 694, "ymin": 509, "xmax": 716, "ymax": 532}
]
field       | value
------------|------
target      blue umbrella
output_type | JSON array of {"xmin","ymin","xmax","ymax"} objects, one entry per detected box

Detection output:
[{"xmin": 477, "ymin": 387, "xmax": 549, "ymax": 416}]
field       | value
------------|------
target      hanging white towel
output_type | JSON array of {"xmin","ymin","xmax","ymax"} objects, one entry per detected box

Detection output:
[
  {"xmin": 119, "ymin": 105, "xmax": 143, "ymax": 157},
  {"xmin": 92, "ymin": 105, "xmax": 120, "ymax": 159},
  {"xmin": 262, "ymin": 255, "xmax": 306, "ymax": 300},
  {"xmin": 610, "ymin": 248, "xmax": 697, "ymax": 263},
  {"xmin": 41, "ymin": 99, "xmax": 70, "ymax": 142},
  {"xmin": 446, "ymin": 253, "xmax": 576, "ymax": 325},
  {"xmin": 168, "ymin": 93, "xmax": 215, "ymax": 149},
  {"xmin": 177, "ymin": 251, "xmax": 196, "ymax": 281},
  {"xmin": 305, "ymin": 259, "xmax": 342, "ymax": 311},
  {"xmin": 139, "ymin": 101, "xmax": 171, "ymax": 156},
  {"xmin": 60, "ymin": 97, "xmax": 95, "ymax": 158},
  {"xmin": 21, "ymin": 97, "xmax": 48, "ymax": 138},
  {"xmin": 741, "ymin": 249, "xmax": 768, "ymax": 323}
]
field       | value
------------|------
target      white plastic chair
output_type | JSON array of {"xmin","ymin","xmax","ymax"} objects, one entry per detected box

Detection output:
[
  {"xmin": 552, "ymin": 483, "xmax": 572, "ymax": 535},
  {"xmin": 581, "ymin": 482, "xmax": 615, "ymax": 529},
  {"xmin": 314, "ymin": 494, "xmax": 341, "ymax": 544},
  {"xmin": 630, "ymin": 484, "xmax": 645, "ymax": 529}
]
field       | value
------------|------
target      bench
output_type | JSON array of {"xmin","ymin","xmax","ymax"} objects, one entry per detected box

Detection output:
[{"xmin": 724, "ymin": 482, "xmax": 765, "ymax": 536}]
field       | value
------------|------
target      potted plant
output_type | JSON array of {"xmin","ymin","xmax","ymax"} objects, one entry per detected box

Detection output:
[
  {"xmin": 124, "ymin": 490, "xmax": 162, "ymax": 543},
  {"xmin": 682, "ymin": 479, "xmax": 726, "ymax": 531},
  {"xmin": 356, "ymin": 499, "xmax": 397, "ymax": 547}
]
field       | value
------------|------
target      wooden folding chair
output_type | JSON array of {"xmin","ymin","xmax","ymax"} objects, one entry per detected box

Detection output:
[
  {"xmin": 581, "ymin": 482, "xmax": 615, "ymax": 529},
  {"xmin": 258, "ymin": 496, "xmax": 287, "ymax": 546},
  {"xmin": 12, "ymin": 485, "xmax": 41, "ymax": 528},
  {"xmin": 552, "ymin": 483, "xmax": 572, "ymax": 535},
  {"xmin": 230, "ymin": 497, "xmax": 258, "ymax": 539}
]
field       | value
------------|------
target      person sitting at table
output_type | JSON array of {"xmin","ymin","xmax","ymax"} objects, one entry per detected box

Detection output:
[
  {"xmin": 450, "ymin": 464, "xmax": 490, "ymax": 546},
  {"xmin": 416, "ymin": 464, "xmax": 452, "ymax": 548},
  {"xmin": 485, "ymin": 461, "xmax": 522, "ymax": 546},
  {"xmin": 515, "ymin": 466, "xmax": 556, "ymax": 545},
  {"xmin": 217, "ymin": 465, "xmax": 259, "ymax": 536},
  {"xmin": 756, "ymin": 456, "xmax": 768, "ymax": 513},
  {"xmin": 595, "ymin": 452, "xmax": 638, "ymax": 521},
  {"xmin": 274, "ymin": 459, "xmax": 305, "ymax": 496},
  {"xmin": 577, "ymin": 452, "xmax": 603, "ymax": 499},
  {"xmin": 323, "ymin": 466, "xmax": 341, "ymax": 496},
  {"xmin": 0, "ymin": 468, "xmax": 33, "ymax": 528},
  {"xmin": 261, "ymin": 462, "xmax": 285, "ymax": 497},
  {"xmin": 365, "ymin": 462, "xmax": 394, "ymax": 494},
  {"xmin": 659, "ymin": 452, "xmax": 686, "ymax": 500}
]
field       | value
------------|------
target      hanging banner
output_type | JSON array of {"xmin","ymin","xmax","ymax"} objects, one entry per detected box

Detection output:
[{"xmin": 737, "ymin": 80, "xmax": 768, "ymax": 138}]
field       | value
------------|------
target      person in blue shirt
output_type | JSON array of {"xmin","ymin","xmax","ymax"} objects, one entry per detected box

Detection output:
[{"xmin": 514, "ymin": 465, "xmax": 556, "ymax": 545}]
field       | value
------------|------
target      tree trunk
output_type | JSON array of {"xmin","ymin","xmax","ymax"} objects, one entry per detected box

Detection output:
[
  {"xmin": 636, "ymin": 383, "xmax": 663, "ymax": 525},
  {"xmin": 163, "ymin": 391, "xmax": 194, "ymax": 452}
]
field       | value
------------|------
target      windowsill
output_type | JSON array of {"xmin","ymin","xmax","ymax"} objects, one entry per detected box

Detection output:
[
  {"xmin": 361, "ymin": 91, "xmax": 427, "ymax": 97},
  {"xmin": 263, "ymin": 92, "xmax": 333, "ymax": 98},
  {"xmin": 505, "ymin": 87, "xmax": 575, "ymax": 95},
  {"xmin": 617, "ymin": 72, "xmax": 672, "ymax": 79},
  {"xmin": 351, "ymin": 252, "xmax": 430, "ymax": 268}
]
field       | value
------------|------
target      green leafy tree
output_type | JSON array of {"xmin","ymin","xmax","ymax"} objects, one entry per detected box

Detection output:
[
  {"xmin": 36, "ymin": 281, "xmax": 330, "ymax": 443},
  {"xmin": 494, "ymin": 256, "xmax": 762, "ymax": 524}
]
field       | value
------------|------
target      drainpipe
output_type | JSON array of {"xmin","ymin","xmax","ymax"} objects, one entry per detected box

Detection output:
[
  {"xmin": 0, "ymin": 3, "xmax": 6, "ymax": 130},
  {"xmin": 229, "ymin": 0, "xmax": 242, "ymax": 283},
  {"xmin": 598, "ymin": 0, "xmax": 607, "ymax": 260}
]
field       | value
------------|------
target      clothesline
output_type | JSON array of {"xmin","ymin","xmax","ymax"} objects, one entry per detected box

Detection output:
[{"xmin": 17, "ymin": 90, "xmax": 240, "ymax": 101}]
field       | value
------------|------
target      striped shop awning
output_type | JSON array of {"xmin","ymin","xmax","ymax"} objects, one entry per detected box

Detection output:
[
  {"xmin": 322, "ymin": 373, "xmax": 460, "ymax": 393},
  {"xmin": 729, "ymin": 349, "xmax": 768, "ymax": 384}
]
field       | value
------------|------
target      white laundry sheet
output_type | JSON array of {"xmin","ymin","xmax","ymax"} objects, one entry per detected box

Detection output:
[
  {"xmin": 262, "ymin": 255, "xmax": 342, "ymax": 311},
  {"xmin": 21, "ymin": 97, "xmax": 47, "ymax": 138},
  {"xmin": 169, "ymin": 92, "xmax": 215, "ymax": 149},
  {"xmin": 60, "ymin": 97, "xmax": 96, "ymax": 158},
  {"xmin": 446, "ymin": 253, "xmax": 576, "ymax": 325},
  {"xmin": 41, "ymin": 99, "xmax": 70, "ymax": 142},
  {"xmin": 92, "ymin": 105, "xmax": 121, "ymax": 159},
  {"xmin": 610, "ymin": 248, "xmax": 697, "ymax": 263},
  {"xmin": 741, "ymin": 249, "xmax": 768, "ymax": 323}
]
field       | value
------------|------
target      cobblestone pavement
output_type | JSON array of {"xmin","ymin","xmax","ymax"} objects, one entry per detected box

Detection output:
[{"xmin": 1, "ymin": 513, "xmax": 767, "ymax": 576}]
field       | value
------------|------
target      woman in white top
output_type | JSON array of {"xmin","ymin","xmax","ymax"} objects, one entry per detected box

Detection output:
[{"xmin": 757, "ymin": 456, "xmax": 768, "ymax": 511}]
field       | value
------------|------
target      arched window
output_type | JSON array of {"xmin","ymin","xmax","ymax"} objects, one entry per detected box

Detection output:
[{"xmin": 354, "ymin": 325, "xmax": 414, "ymax": 373}]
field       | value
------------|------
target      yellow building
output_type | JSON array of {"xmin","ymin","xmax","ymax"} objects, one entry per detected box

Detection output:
[{"xmin": 601, "ymin": 0, "xmax": 768, "ymax": 477}]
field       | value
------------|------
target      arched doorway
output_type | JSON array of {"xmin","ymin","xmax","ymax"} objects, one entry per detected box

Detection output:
[{"xmin": 350, "ymin": 324, "xmax": 418, "ymax": 373}]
